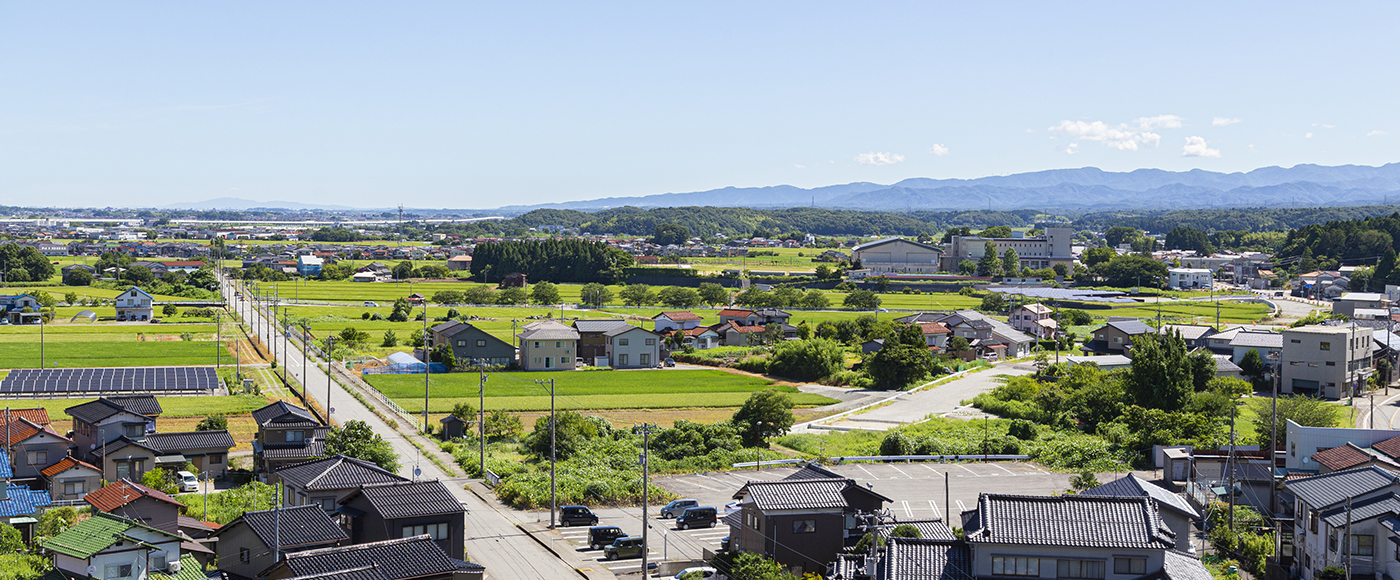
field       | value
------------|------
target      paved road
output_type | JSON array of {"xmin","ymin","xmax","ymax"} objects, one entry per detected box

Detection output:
[
  {"xmin": 225, "ymin": 275, "xmax": 585, "ymax": 580},
  {"xmin": 818, "ymin": 363, "xmax": 1035, "ymax": 431}
]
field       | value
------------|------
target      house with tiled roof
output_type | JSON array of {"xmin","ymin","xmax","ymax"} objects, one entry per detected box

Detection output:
[
  {"xmin": 516, "ymin": 320, "xmax": 579, "ymax": 371},
  {"xmin": 42, "ymin": 512, "xmax": 185, "ymax": 580},
  {"xmin": 652, "ymin": 310, "xmax": 704, "ymax": 333},
  {"xmin": 84, "ymin": 478, "xmax": 185, "ymax": 533},
  {"xmin": 4, "ymin": 407, "xmax": 51, "ymax": 426},
  {"xmin": 571, "ymin": 319, "xmax": 632, "ymax": 363},
  {"xmin": 260, "ymin": 535, "xmax": 483, "ymax": 580},
  {"xmin": 275, "ymin": 455, "xmax": 408, "ymax": 512},
  {"xmin": 427, "ymin": 321, "xmax": 514, "ymax": 368},
  {"xmin": 252, "ymin": 401, "xmax": 327, "ymax": 479},
  {"xmin": 1080, "ymin": 474, "xmax": 1201, "ymax": 553},
  {"xmin": 832, "ymin": 536, "xmax": 972, "ymax": 580},
  {"xmin": 213, "ymin": 505, "xmax": 347, "ymax": 580},
  {"xmin": 140, "ymin": 430, "xmax": 235, "ymax": 478},
  {"xmin": 1309, "ymin": 442, "xmax": 1398, "ymax": 474},
  {"xmin": 41, "ymin": 456, "xmax": 103, "ymax": 501},
  {"xmin": 0, "ymin": 415, "xmax": 73, "ymax": 483},
  {"xmin": 1285, "ymin": 466, "xmax": 1400, "ymax": 579},
  {"xmin": 1158, "ymin": 324, "xmax": 1218, "ymax": 349},
  {"xmin": 1009, "ymin": 303, "xmax": 1056, "ymax": 340},
  {"xmin": 729, "ymin": 476, "xmax": 892, "ymax": 574},
  {"xmin": 603, "ymin": 324, "xmax": 661, "ymax": 368},
  {"xmin": 917, "ymin": 322, "xmax": 951, "ymax": 349},
  {"xmin": 338, "ymin": 480, "xmax": 466, "ymax": 559},
  {"xmin": 66, "ymin": 397, "xmax": 157, "ymax": 454},
  {"xmin": 0, "ymin": 450, "xmax": 54, "ymax": 537},
  {"xmin": 679, "ymin": 325, "xmax": 722, "ymax": 350},
  {"xmin": 1082, "ymin": 319, "xmax": 1156, "ymax": 355},
  {"xmin": 87, "ymin": 436, "xmax": 162, "ymax": 483}
]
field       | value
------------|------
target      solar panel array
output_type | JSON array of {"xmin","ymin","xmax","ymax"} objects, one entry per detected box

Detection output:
[{"xmin": 0, "ymin": 367, "xmax": 220, "ymax": 395}]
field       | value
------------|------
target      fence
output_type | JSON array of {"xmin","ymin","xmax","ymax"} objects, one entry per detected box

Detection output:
[
  {"xmin": 731, "ymin": 454, "xmax": 1031, "ymax": 468},
  {"xmin": 484, "ymin": 469, "xmax": 501, "ymax": 487},
  {"xmin": 363, "ymin": 362, "xmax": 449, "ymax": 375},
  {"xmin": 331, "ymin": 363, "xmax": 425, "ymax": 432}
]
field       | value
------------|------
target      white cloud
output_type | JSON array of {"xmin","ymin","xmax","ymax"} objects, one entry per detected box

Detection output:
[
  {"xmin": 1049, "ymin": 120, "xmax": 1162, "ymax": 150},
  {"xmin": 1062, "ymin": 143, "xmax": 1079, "ymax": 155},
  {"xmin": 794, "ymin": 164, "xmax": 807, "ymax": 169},
  {"xmin": 854, "ymin": 152, "xmax": 904, "ymax": 166},
  {"xmin": 1369, "ymin": 130, "xmax": 1387, "ymax": 137},
  {"xmin": 1212, "ymin": 117, "xmax": 1242, "ymax": 126},
  {"xmin": 1249, "ymin": 144, "xmax": 1256, "ymax": 151},
  {"xmin": 929, "ymin": 144, "xmax": 950, "ymax": 157},
  {"xmin": 229, "ymin": 187, "xmax": 241, "ymax": 191},
  {"xmin": 1135, "ymin": 115, "xmax": 1184, "ymax": 130},
  {"xmin": 1025, "ymin": 128, "xmax": 1035, "ymax": 133},
  {"xmin": 1313, "ymin": 123, "xmax": 1335, "ymax": 128},
  {"xmin": 1305, "ymin": 132, "xmax": 1314, "ymax": 139},
  {"xmin": 1181, "ymin": 136, "xmax": 1221, "ymax": 158}
]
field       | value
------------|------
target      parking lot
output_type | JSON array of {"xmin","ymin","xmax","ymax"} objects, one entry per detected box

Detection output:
[{"xmin": 541, "ymin": 461, "xmax": 1114, "ymax": 575}]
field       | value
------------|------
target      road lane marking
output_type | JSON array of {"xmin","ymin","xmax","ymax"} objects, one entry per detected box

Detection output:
[{"xmin": 956, "ymin": 500, "xmax": 968, "ymax": 512}]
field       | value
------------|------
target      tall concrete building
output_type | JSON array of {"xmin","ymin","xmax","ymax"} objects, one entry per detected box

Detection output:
[
  {"xmin": 1280, "ymin": 325, "xmax": 1373, "ymax": 399},
  {"xmin": 942, "ymin": 227, "xmax": 1074, "ymax": 272}
]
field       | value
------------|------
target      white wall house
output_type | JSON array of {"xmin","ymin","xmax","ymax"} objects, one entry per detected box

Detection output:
[
  {"xmin": 605, "ymin": 326, "xmax": 661, "ymax": 368},
  {"xmin": 1167, "ymin": 268, "xmax": 1212, "ymax": 289},
  {"xmin": 115, "ymin": 287, "xmax": 154, "ymax": 321}
]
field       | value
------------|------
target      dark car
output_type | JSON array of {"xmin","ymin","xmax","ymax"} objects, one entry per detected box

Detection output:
[
  {"xmin": 675, "ymin": 506, "xmax": 717, "ymax": 530},
  {"xmin": 660, "ymin": 499, "xmax": 698, "ymax": 519},
  {"xmin": 560, "ymin": 505, "xmax": 598, "ymax": 527},
  {"xmin": 588, "ymin": 526, "xmax": 626, "ymax": 550},
  {"xmin": 604, "ymin": 536, "xmax": 645, "ymax": 560}
]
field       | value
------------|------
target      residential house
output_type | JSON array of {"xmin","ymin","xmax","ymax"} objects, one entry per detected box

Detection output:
[
  {"xmin": 41, "ymin": 456, "xmax": 103, "ymax": 501},
  {"xmin": 718, "ymin": 308, "xmax": 792, "ymax": 326},
  {"xmin": 917, "ymin": 322, "xmax": 950, "ymax": 349},
  {"xmin": 517, "ymin": 320, "xmax": 579, "ymax": 371},
  {"xmin": 1334, "ymin": 292, "xmax": 1393, "ymax": 317},
  {"xmin": 429, "ymin": 321, "xmax": 515, "ymax": 367},
  {"xmin": 252, "ymin": 401, "xmax": 327, "ymax": 479},
  {"xmin": 260, "ymin": 535, "xmax": 483, "ymax": 580},
  {"xmin": 1079, "ymin": 474, "xmax": 1201, "ymax": 553},
  {"xmin": 140, "ymin": 430, "xmax": 235, "ymax": 478},
  {"xmin": 4, "ymin": 407, "xmax": 51, "ymax": 426},
  {"xmin": 1307, "ymin": 443, "xmax": 1400, "ymax": 474},
  {"xmin": 1008, "ymin": 304, "xmax": 1056, "ymax": 340},
  {"xmin": 0, "ymin": 415, "xmax": 73, "ymax": 483},
  {"xmin": 338, "ymin": 479, "xmax": 466, "ymax": 560},
  {"xmin": 84, "ymin": 479, "xmax": 184, "ymax": 533},
  {"xmin": 60, "ymin": 263, "xmax": 96, "ymax": 284},
  {"xmin": 605, "ymin": 325, "xmax": 662, "ymax": 368},
  {"xmin": 275, "ymin": 455, "xmax": 408, "ymax": 511},
  {"xmin": 728, "ymin": 474, "xmax": 892, "ymax": 574},
  {"xmin": 115, "ymin": 286, "xmax": 155, "ymax": 321},
  {"xmin": 1066, "ymin": 355, "xmax": 1133, "ymax": 372},
  {"xmin": 1082, "ymin": 319, "xmax": 1155, "ymax": 355},
  {"xmin": 851, "ymin": 237, "xmax": 945, "ymax": 274},
  {"xmin": 498, "ymin": 272, "xmax": 527, "ymax": 288},
  {"xmin": 911, "ymin": 311, "xmax": 1035, "ymax": 359},
  {"xmin": 1159, "ymin": 324, "xmax": 1218, "ymax": 350},
  {"xmin": 831, "ymin": 536, "xmax": 973, "ymax": 580},
  {"xmin": 720, "ymin": 321, "xmax": 767, "ymax": 347},
  {"xmin": 1167, "ymin": 268, "xmax": 1212, "ymax": 289},
  {"xmin": 1202, "ymin": 326, "xmax": 1247, "ymax": 355},
  {"xmin": 1283, "ymin": 420, "xmax": 1400, "ymax": 473},
  {"xmin": 213, "ymin": 505, "xmax": 347, "ymax": 580},
  {"xmin": 1281, "ymin": 325, "xmax": 1374, "ymax": 399},
  {"xmin": 652, "ymin": 311, "xmax": 704, "ymax": 333},
  {"xmin": 942, "ymin": 228, "xmax": 1074, "ymax": 272},
  {"xmin": 0, "ymin": 450, "xmax": 54, "ymax": 538},
  {"xmin": 961, "ymin": 493, "xmax": 1209, "ymax": 580},
  {"xmin": 1229, "ymin": 330, "xmax": 1283, "ymax": 367},
  {"xmin": 571, "ymin": 319, "xmax": 632, "ymax": 364},
  {"xmin": 1286, "ymin": 466, "xmax": 1400, "ymax": 579},
  {"xmin": 446, "ymin": 254, "xmax": 472, "ymax": 271},
  {"xmin": 680, "ymin": 326, "xmax": 722, "ymax": 350},
  {"xmin": 66, "ymin": 396, "xmax": 158, "ymax": 453},
  {"xmin": 88, "ymin": 436, "xmax": 161, "ymax": 483},
  {"xmin": 42, "ymin": 512, "xmax": 186, "ymax": 580},
  {"xmin": 0, "ymin": 293, "xmax": 42, "ymax": 325},
  {"xmin": 297, "ymin": 255, "xmax": 323, "ymax": 277}
]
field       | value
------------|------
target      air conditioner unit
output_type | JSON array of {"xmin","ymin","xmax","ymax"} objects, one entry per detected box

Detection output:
[{"xmin": 169, "ymin": 562, "xmax": 181, "ymax": 573}]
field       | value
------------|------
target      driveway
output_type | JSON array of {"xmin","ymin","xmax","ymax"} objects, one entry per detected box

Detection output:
[{"xmin": 813, "ymin": 362, "xmax": 1035, "ymax": 432}]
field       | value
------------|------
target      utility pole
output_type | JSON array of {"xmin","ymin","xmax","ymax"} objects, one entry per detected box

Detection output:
[
  {"xmin": 422, "ymin": 300, "xmax": 430, "ymax": 433},
  {"xmin": 537, "ymin": 378, "xmax": 557, "ymax": 528},
  {"xmin": 301, "ymin": 323, "xmax": 310, "ymax": 397},
  {"xmin": 639, "ymin": 423, "xmax": 658, "ymax": 578},
  {"xmin": 479, "ymin": 362, "xmax": 487, "ymax": 478},
  {"xmin": 325, "ymin": 336, "xmax": 337, "ymax": 419},
  {"xmin": 1345, "ymin": 495, "xmax": 1353, "ymax": 580},
  {"xmin": 216, "ymin": 312, "xmax": 221, "ymax": 369},
  {"xmin": 1228, "ymin": 400, "xmax": 1237, "ymax": 531}
]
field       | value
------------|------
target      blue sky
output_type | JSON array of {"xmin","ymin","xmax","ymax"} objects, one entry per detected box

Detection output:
[{"xmin": 1, "ymin": 2, "xmax": 1396, "ymax": 209}]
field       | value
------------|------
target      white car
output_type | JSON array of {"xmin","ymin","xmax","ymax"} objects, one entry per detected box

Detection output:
[
  {"xmin": 672, "ymin": 567, "xmax": 718, "ymax": 580},
  {"xmin": 177, "ymin": 471, "xmax": 198, "ymax": 493},
  {"xmin": 363, "ymin": 301, "xmax": 379, "ymax": 307}
]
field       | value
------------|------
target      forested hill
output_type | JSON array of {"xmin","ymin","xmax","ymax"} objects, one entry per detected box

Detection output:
[
  {"xmin": 1071, "ymin": 206, "xmax": 1400, "ymax": 235},
  {"xmin": 508, "ymin": 207, "xmax": 1048, "ymax": 238}
]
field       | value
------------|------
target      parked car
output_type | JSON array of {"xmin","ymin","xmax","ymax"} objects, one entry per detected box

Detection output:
[
  {"xmin": 363, "ymin": 301, "xmax": 379, "ymax": 307},
  {"xmin": 675, "ymin": 506, "xmax": 717, "ymax": 530},
  {"xmin": 723, "ymin": 501, "xmax": 741, "ymax": 515},
  {"xmin": 560, "ymin": 505, "xmax": 598, "ymax": 527},
  {"xmin": 588, "ymin": 526, "xmax": 626, "ymax": 550},
  {"xmin": 663, "ymin": 358, "xmax": 676, "ymax": 367},
  {"xmin": 661, "ymin": 499, "xmax": 698, "ymax": 519},
  {"xmin": 177, "ymin": 471, "xmax": 198, "ymax": 493},
  {"xmin": 604, "ymin": 536, "xmax": 645, "ymax": 560},
  {"xmin": 673, "ymin": 567, "xmax": 718, "ymax": 579}
]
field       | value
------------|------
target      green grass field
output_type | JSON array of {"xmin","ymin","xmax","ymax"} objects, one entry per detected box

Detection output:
[
  {"xmin": 366, "ymin": 368, "xmax": 837, "ymax": 412},
  {"xmin": 0, "ymin": 341, "xmax": 223, "ymax": 368},
  {"xmin": 12, "ymin": 394, "xmax": 271, "ymax": 422},
  {"xmin": 0, "ymin": 323, "xmax": 219, "ymax": 342}
]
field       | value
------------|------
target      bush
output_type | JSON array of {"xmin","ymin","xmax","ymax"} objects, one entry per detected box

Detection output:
[
  {"xmin": 734, "ymin": 355, "xmax": 770, "ymax": 374},
  {"xmin": 767, "ymin": 338, "xmax": 844, "ymax": 382},
  {"xmin": 1008, "ymin": 419, "xmax": 1038, "ymax": 440}
]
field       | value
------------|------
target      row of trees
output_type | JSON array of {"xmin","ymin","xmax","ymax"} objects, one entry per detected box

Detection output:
[{"xmin": 469, "ymin": 239, "xmax": 635, "ymax": 284}]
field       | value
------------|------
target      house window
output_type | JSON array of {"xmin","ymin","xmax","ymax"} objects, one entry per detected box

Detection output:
[
  {"xmin": 1351, "ymin": 534, "xmax": 1374, "ymax": 556},
  {"xmin": 619, "ymin": 354, "xmax": 628, "ymax": 366},
  {"xmin": 993, "ymin": 557, "xmax": 1040, "ymax": 576},
  {"xmin": 125, "ymin": 424, "xmax": 144, "ymax": 438},
  {"xmin": 533, "ymin": 342, "xmax": 541, "ymax": 349},
  {"xmin": 456, "ymin": 340, "xmax": 465, "ymax": 347},
  {"xmin": 1292, "ymin": 339, "xmax": 1301, "ymax": 343},
  {"xmin": 555, "ymin": 341, "xmax": 562, "ymax": 348},
  {"xmin": 403, "ymin": 522, "xmax": 449, "ymax": 540},
  {"xmin": 64, "ymin": 481, "xmax": 85, "ymax": 496},
  {"xmin": 209, "ymin": 454, "xmax": 224, "ymax": 464},
  {"xmin": 641, "ymin": 354, "xmax": 651, "ymax": 366},
  {"xmin": 151, "ymin": 554, "xmax": 167, "ymax": 571},
  {"xmin": 476, "ymin": 340, "xmax": 486, "ymax": 347},
  {"xmin": 1113, "ymin": 558, "xmax": 1145, "ymax": 575},
  {"xmin": 1321, "ymin": 342, "xmax": 1331, "ymax": 351},
  {"xmin": 286, "ymin": 430, "xmax": 305, "ymax": 442},
  {"xmin": 1310, "ymin": 510, "xmax": 1318, "ymax": 533},
  {"xmin": 1058, "ymin": 560, "xmax": 1105, "ymax": 579},
  {"xmin": 1330, "ymin": 529, "xmax": 1338, "ymax": 551},
  {"xmin": 1113, "ymin": 336, "xmax": 1122, "ymax": 344},
  {"xmin": 792, "ymin": 520, "xmax": 816, "ymax": 534},
  {"xmin": 240, "ymin": 547, "xmax": 250, "ymax": 563},
  {"xmin": 645, "ymin": 338, "xmax": 656, "ymax": 346},
  {"xmin": 27, "ymin": 450, "xmax": 47, "ymax": 466},
  {"xmin": 1326, "ymin": 362, "xmax": 1335, "ymax": 366},
  {"xmin": 619, "ymin": 338, "xmax": 629, "ymax": 346},
  {"xmin": 318, "ymin": 497, "xmax": 336, "ymax": 510},
  {"xmin": 105, "ymin": 564, "xmax": 133, "ymax": 579}
]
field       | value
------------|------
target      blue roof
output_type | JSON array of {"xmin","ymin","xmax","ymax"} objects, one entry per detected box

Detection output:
[
  {"xmin": 0, "ymin": 450, "xmax": 11, "ymax": 478},
  {"xmin": 0, "ymin": 484, "xmax": 53, "ymax": 518}
]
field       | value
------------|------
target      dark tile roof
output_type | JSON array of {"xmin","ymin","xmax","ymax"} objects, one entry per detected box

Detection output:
[
  {"xmin": 221, "ymin": 504, "xmax": 347, "ymax": 549},
  {"xmin": 1105, "ymin": 319, "xmax": 1155, "ymax": 335},
  {"xmin": 142, "ymin": 430, "xmax": 235, "ymax": 452},
  {"xmin": 1159, "ymin": 325, "xmax": 1216, "ymax": 341},
  {"xmin": 65, "ymin": 398, "xmax": 149, "ymax": 425},
  {"xmin": 603, "ymin": 325, "xmax": 655, "ymax": 337},
  {"xmin": 252, "ymin": 401, "xmax": 319, "ymax": 428},
  {"xmin": 1081, "ymin": 475, "xmax": 1201, "ymax": 519},
  {"xmin": 1311, "ymin": 443, "xmax": 1375, "ymax": 472},
  {"xmin": 262, "ymin": 437, "xmax": 327, "ymax": 460},
  {"xmin": 270, "ymin": 535, "xmax": 460, "ymax": 580},
  {"xmin": 1321, "ymin": 493, "xmax": 1400, "ymax": 527},
  {"xmin": 783, "ymin": 463, "xmax": 845, "ymax": 481},
  {"xmin": 1160, "ymin": 550, "xmax": 1214, "ymax": 580},
  {"xmin": 85, "ymin": 479, "xmax": 183, "ymax": 512},
  {"xmin": 88, "ymin": 436, "xmax": 162, "ymax": 460},
  {"xmin": 275, "ymin": 455, "xmax": 408, "ymax": 491},
  {"xmin": 288, "ymin": 566, "xmax": 388, "ymax": 580},
  {"xmin": 880, "ymin": 519, "xmax": 957, "ymax": 542},
  {"xmin": 348, "ymin": 480, "xmax": 464, "ymax": 520},
  {"xmin": 1286, "ymin": 466, "xmax": 1399, "ymax": 508},
  {"xmin": 885, "ymin": 538, "xmax": 973, "ymax": 580},
  {"xmin": 572, "ymin": 319, "xmax": 632, "ymax": 333},
  {"xmin": 734, "ymin": 479, "xmax": 852, "ymax": 511},
  {"xmin": 963, "ymin": 494, "xmax": 1175, "ymax": 550},
  {"xmin": 106, "ymin": 395, "xmax": 163, "ymax": 416}
]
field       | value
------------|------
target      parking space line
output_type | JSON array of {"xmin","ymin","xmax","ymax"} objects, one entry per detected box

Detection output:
[
  {"xmin": 922, "ymin": 464, "xmax": 946, "ymax": 476},
  {"xmin": 989, "ymin": 463, "xmax": 1016, "ymax": 476},
  {"xmin": 857, "ymin": 465, "xmax": 879, "ymax": 480},
  {"xmin": 929, "ymin": 500, "xmax": 941, "ymax": 519},
  {"xmin": 955, "ymin": 464, "xmax": 980, "ymax": 476},
  {"xmin": 956, "ymin": 500, "xmax": 968, "ymax": 512},
  {"xmin": 901, "ymin": 500, "xmax": 913, "ymax": 518},
  {"xmin": 890, "ymin": 465, "xmax": 913, "ymax": 479}
]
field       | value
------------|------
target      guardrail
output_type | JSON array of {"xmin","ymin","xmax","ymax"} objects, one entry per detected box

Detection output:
[
  {"xmin": 731, "ymin": 459, "xmax": 805, "ymax": 468},
  {"xmin": 730, "ymin": 454, "xmax": 1032, "ymax": 468},
  {"xmin": 485, "ymin": 469, "xmax": 502, "ymax": 487},
  {"xmin": 331, "ymin": 363, "xmax": 425, "ymax": 432}
]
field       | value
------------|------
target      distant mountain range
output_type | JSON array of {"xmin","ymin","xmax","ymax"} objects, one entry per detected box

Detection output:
[
  {"xmin": 496, "ymin": 163, "xmax": 1400, "ymax": 212},
  {"xmin": 162, "ymin": 197, "xmax": 362, "ymax": 211}
]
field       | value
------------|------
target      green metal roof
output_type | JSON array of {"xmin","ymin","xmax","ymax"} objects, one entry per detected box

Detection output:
[
  {"xmin": 42, "ymin": 512, "xmax": 181, "ymax": 559},
  {"xmin": 151, "ymin": 554, "xmax": 208, "ymax": 580}
]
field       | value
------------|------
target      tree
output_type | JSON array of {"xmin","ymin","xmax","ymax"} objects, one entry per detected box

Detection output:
[
  {"xmin": 1249, "ymin": 395, "xmax": 1344, "ymax": 450},
  {"xmin": 64, "ymin": 268, "xmax": 93, "ymax": 286},
  {"xmin": 431, "ymin": 290, "xmax": 465, "ymax": 305},
  {"xmin": 450, "ymin": 402, "xmax": 477, "ymax": 421},
  {"xmin": 196, "ymin": 414, "xmax": 228, "ymax": 431},
  {"xmin": 867, "ymin": 323, "xmax": 937, "ymax": 389},
  {"xmin": 62, "ymin": 291, "xmax": 78, "ymax": 305},
  {"xmin": 484, "ymin": 410, "xmax": 523, "ymax": 440},
  {"xmin": 36, "ymin": 506, "xmax": 79, "ymax": 541},
  {"xmin": 525, "ymin": 411, "xmax": 610, "ymax": 460},
  {"xmin": 392, "ymin": 260, "xmax": 416, "ymax": 280},
  {"xmin": 1001, "ymin": 248, "xmax": 1020, "ymax": 277},
  {"xmin": 382, "ymin": 330, "xmax": 398, "ymax": 347},
  {"xmin": 162, "ymin": 304, "xmax": 178, "ymax": 317},
  {"xmin": 814, "ymin": 264, "xmax": 833, "ymax": 280},
  {"xmin": 1082, "ymin": 246, "xmax": 1115, "ymax": 267},
  {"xmin": 732, "ymin": 389, "xmax": 795, "ymax": 447},
  {"xmin": 325, "ymin": 420, "xmax": 401, "ymax": 472},
  {"xmin": 1104, "ymin": 226, "xmax": 1140, "ymax": 247},
  {"xmin": 1099, "ymin": 254, "xmax": 1168, "ymax": 288},
  {"xmin": 651, "ymin": 223, "xmax": 690, "ymax": 246},
  {"xmin": 657, "ymin": 286, "xmax": 702, "ymax": 307},
  {"xmin": 496, "ymin": 287, "xmax": 527, "ymax": 305},
  {"xmin": 767, "ymin": 338, "xmax": 844, "ymax": 381},
  {"xmin": 958, "ymin": 259, "xmax": 977, "ymax": 275},
  {"xmin": 0, "ymin": 243, "xmax": 55, "ymax": 283},
  {"xmin": 529, "ymin": 281, "xmax": 561, "ymax": 304},
  {"xmin": 976, "ymin": 242, "xmax": 1002, "ymax": 277},
  {"xmin": 142, "ymin": 467, "xmax": 180, "ymax": 494},
  {"xmin": 579, "ymin": 282, "xmax": 613, "ymax": 306},
  {"xmin": 1061, "ymin": 308, "xmax": 1094, "ymax": 326},
  {"xmin": 1126, "ymin": 332, "xmax": 1194, "ymax": 411},
  {"xmin": 338, "ymin": 327, "xmax": 370, "ymax": 348},
  {"xmin": 388, "ymin": 298, "xmax": 412, "ymax": 322},
  {"xmin": 0, "ymin": 523, "xmax": 22, "ymax": 554},
  {"xmin": 890, "ymin": 524, "xmax": 922, "ymax": 539},
  {"xmin": 843, "ymin": 289, "xmax": 880, "ymax": 310},
  {"xmin": 124, "ymin": 265, "xmax": 156, "ymax": 286},
  {"xmin": 1070, "ymin": 469, "xmax": 1100, "ymax": 492},
  {"xmin": 979, "ymin": 226, "xmax": 1012, "ymax": 238},
  {"xmin": 979, "ymin": 292, "xmax": 1008, "ymax": 313},
  {"xmin": 1165, "ymin": 226, "xmax": 1216, "ymax": 254},
  {"xmin": 948, "ymin": 335, "xmax": 970, "ymax": 353},
  {"xmin": 800, "ymin": 290, "xmax": 830, "ymax": 309},
  {"xmin": 618, "ymin": 284, "xmax": 656, "ymax": 306},
  {"xmin": 463, "ymin": 285, "xmax": 497, "ymax": 305},
  {"xmin": 431, "ymin": 344, "xmax": 457, "ymax": 369},
  {"xmin": 1239, "ymin": 348, "xmax": 1266, "ymax": 387},
  {"xmin": 697, "ymin": 282, "xmax": 729, "ymax": 306},
  {"xmin": 873, "ymin": 275, "xmax": 890, "ymax": 292}
]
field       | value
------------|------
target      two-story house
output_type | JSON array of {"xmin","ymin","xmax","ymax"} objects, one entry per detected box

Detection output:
[
  {"xmin": 1009, "ymin": 304, "xmax": 1057, "ymax": 340},
  {"xmin": 67, "ymin": 396, "xmax": 160, "ymax": 453},
  {"xmin": 338, "ymin": 479, "xmax": 466, "ymax": 560},
  {"xmin": 114, "ymin": 286, "xmax": 155, "ymax": 321},
  {"xmin": 260, "ymin": 535, "xmax": 484, "ymax": 580},
  {"xmin": 41, "ymin": 456, "xmax": 103, "ymax": 501},
  {"xmin": 1286, "ymin": 466, "xmax": 1400, "ymax": 580},
  {"xmin": 0, "ymin": 293, "xmax": 43, "ymax": 325},
  {"xmin": 88, "ymin": 436, "xmax": 161, "ymax": 483},
  {"xmin": 653, "ymin": 310, "xmax": 704, "ymax": 333},
  {"xmin": 900, "ymin": 311, "xmax": 1034, "ymax": 359},
  {"xmin": 1229, "ymin": 330, "xmax": 1283, "ymax": 367},
  {"xmin": 84, "ymin": 479, "xmax": 185, "ymax": 533},
  {"xmin": 1282, "ymin": 325, "xmax": 1374, "ymax": 399},
  {"xmin": 213, "ymin": 504, "xmax": 347, "ymax": 580},
  {"xmin": 1082, "ymin": 319, "xmax": 1155, "ymax": 356},
  {"xmin": 729, "ymin": 473, "xmax": 892, "ymax": 575},
  {"xmin": 517, "ymin": 320, "xmax": 579, "ymax": 371},
  {"xmin": 572, "ymin": 319, "xmax": 632, "ymax": 364},
  {"xmin": 43, "ymin": 512, "xmax": 186, "ymax": 580},
  {"xmin": 275, "ymin": 455, "xmax": 408, "ymax": 511},
  {"xmin": 1, "ymin": 415, "xmax": 73, "ymax": 484},
  {"xmin": 140, "ymin": 430, "xmax": 235, "ymax": 478},
  {"xmin": 428, "ymin": 321, "xmax": 516, "ymax": 367},
  {"xmin": 917, "ymin": 322, "xmax": 951, "ymax": 350},
  {"xmin": 1159, "ymin": 324, "xmax": 1219, "ymax": 350},
  {"xmin": 1079, "ymin": 474, "xmax": 1201, "ymax": 554},
  {"xmin": 604, "ymin": 325, "xmax": 662, "ymax": 368},
  {"xmin": 252, "ymin": 401, "xmax": 328, "ymax": 479},
  {"xmin": 681, "ymin": 326, "xmax": 723, "ymax": 350}
]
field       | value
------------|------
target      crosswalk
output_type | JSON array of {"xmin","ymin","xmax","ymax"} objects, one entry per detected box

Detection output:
[{"xmin": 556, "ymin": 523, "xmax": 729, "ymax": 573}]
